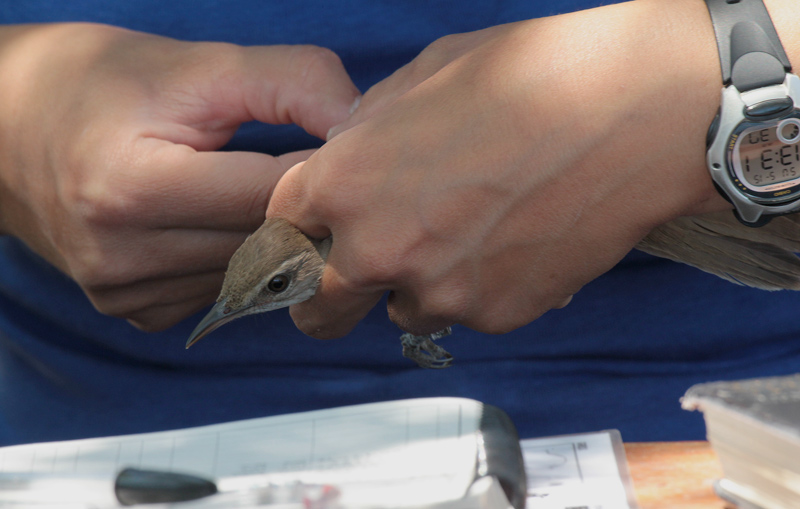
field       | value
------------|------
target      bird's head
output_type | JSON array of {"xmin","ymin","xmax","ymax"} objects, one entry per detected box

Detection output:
[{"xmin": 186, "ymin": 217, "xmax": 330, "ymax": 348}]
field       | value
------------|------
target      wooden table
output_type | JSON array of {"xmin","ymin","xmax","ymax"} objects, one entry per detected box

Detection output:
[{"xmin": 624, "ymin": 441, "xmax": 728, "ymax": 509}]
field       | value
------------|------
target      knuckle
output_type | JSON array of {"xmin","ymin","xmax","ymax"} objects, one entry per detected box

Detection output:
[
  {"xmin": 410, "ymin": 33, "xmax": 466, "ymax": 72},
  {"xmin": 293, "ymin": 45, "xmax": 345, "ymax": 86},
  {"xmin": 425, "ymin": 33, "xmax": 462, "ymax": 55},
  {"xmin": 66, "ymin": 172, "xmax": 143, "ymax": 230},
  {"xmin": 59, "ymin": 128, "xmax": 144, "ymax": 230},
  {"xmin": 68, "ymin": 245, "xmax": 123, "ymax": 289}
]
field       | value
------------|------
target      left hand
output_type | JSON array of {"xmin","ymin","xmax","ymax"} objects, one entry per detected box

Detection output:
[
  {"xmin": 0, "ymin": 24, "xmax": 359, "ymax": 332},
  {"xmin": 268, "ymin": 0, "xmax": 732, "ymax": 338}
]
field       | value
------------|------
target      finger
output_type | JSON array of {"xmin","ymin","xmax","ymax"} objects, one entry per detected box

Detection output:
[
  {"xmin": 87, "ymin": 270, "xmax": 225, "ymax": 325},
  {"xmin": 554, "ymin": 295, "xmax": 573, "ymax": 309},
  {"xmin": 288, "ymin": 267, "xmax": 383, "ymax": 339},
  {"xmin": 240, "ymin": 45, "xmax": 361, "ymax": 139},
  {"xmin": 385, "ymin": 282, "xmax": 465, "ymax": 336},
  {"xmin": 266, "ymin": 160, "xmax": 334, "ymax": 239},
  {"xmin": 157, "ymin": 44, "xmax": 361, "ymax": 144},
  {"xmin": 129, "ymin": 143, "xmax": 308, "ymax": 231},
  {"xmin": 387, "ymin": 306, "xmax": 455, "ymax": 337},
  {"xmin": 326, "ymin": 31, "xmax": 492, "ymax": 140},
  {"xmin": 72, "ymin": 229, "xmax": 248, "ymax": 289},
  {"xmin": 326, "ymin": 60, "xmax": 423, "ymax": 140},
  {"xmin": 268, "ymin": 161, "xmax": 383, "ymax": 338},
  {"xmin": 454, "ymin": 289, "xmax": 572, "ymax": 336},
  {"xmin": 276, "ymin": 148, "xmax": 318, "ymax": 171},
  {"xmin": 127, "ymin": 294, "xmax": 221, "ymax": 333}
]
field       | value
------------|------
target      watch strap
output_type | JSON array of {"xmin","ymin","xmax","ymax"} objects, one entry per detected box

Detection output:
[{"xmin": 704, "ymin": 0, "xmax": 791, "ymax": 92}]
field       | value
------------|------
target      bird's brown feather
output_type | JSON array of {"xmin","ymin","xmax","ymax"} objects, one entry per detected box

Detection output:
[{"xmin": 637, "ymin": 212, "xmax": 800, "ymax": 290}]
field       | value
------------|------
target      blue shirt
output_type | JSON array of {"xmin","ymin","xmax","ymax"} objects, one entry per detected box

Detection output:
[{"xmin": 2, "ymin": 0, "xmax": 800, "ymax": 446}]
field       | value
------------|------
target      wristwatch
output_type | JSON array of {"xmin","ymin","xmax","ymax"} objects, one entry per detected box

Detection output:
[{"xmin": 704, "ymin": 0, "xmax": 800, "ymax": 226}]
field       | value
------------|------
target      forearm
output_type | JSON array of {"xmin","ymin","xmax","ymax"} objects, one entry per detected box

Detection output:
[
  {"xmin": 767, "ymin": 0, "xmax": 800, "ymax": 64},
  {"xmin": 538, "ymin": 0, "xmax": 728, "ymax": 223}
]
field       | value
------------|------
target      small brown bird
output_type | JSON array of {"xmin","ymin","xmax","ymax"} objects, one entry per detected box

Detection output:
[
  {"xmin": 187, "ymin": 211, "xmax": 800, "ymax": 367},
  {"xmin": 186, "ymin": 217, "xmax": 453, "ymax": 369}
]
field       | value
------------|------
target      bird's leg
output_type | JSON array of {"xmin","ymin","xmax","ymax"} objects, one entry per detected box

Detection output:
[{"xmin": 399, "ymin": 327, "xmax": 453, "ymax": 369}]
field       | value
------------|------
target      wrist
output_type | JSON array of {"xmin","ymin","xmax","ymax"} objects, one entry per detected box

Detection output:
[
  {"xmin": 633, "ymin": 0, "xmax": 733, "ymax": 220},
  {"xmin": 538, "ymin": 0, "xmax": 731, "ymax": 229}
]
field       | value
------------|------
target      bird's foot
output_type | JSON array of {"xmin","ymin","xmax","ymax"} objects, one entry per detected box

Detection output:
[{"xmin": 400, "ymin": 327, "xmax": 453, "ymax": 369}]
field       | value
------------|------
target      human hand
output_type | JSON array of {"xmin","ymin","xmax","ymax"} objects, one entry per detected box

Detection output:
[
  {"xmin": 267, "ymin": 0, "xmax": 733, "ymax": 338},
  {"xmin": 0, "ymin": 23, "xmax": 359, "ymax": 331}
]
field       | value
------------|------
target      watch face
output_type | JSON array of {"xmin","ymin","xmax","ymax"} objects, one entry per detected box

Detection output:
[{"xmin": 730, "ymin": 115, "xmax": 800, "ymax": 201}]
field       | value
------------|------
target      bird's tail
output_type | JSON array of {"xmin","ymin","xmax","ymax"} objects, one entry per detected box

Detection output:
[{"xmin": 637, "ymin": 211, "xmax": 800, "ymax": 290}]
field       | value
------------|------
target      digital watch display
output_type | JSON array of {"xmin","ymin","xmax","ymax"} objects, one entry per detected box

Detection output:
[
  {"xmin": 704, "ymin": 0, "xmax": 800, "ymax": 226},
  {"xmin": 730, "ymin": 116, "xmax": 800, "ymax": 191}
]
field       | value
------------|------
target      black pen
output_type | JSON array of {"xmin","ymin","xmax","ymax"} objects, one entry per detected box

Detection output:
[{"xmin": 0, "ymin": 467, "xmax": 217, "ymax": 506}]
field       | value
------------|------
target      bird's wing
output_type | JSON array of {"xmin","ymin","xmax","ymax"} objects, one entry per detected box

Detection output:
[{"xmin": 636, "ymin": 212, "xmax": 800, "ymax": 291}]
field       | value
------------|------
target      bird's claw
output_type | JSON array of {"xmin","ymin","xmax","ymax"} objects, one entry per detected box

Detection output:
[{"xmin": 400, "ymin": 327, "xmax": 453, "ymax": 369}]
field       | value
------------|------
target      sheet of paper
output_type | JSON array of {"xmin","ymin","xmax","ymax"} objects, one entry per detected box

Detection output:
[
  {"xmin": 522, "ymin": 430, "xmax": 638, "ymax": 509},
  {"xmin": 0, "ymin": 398, "xmax": 488, "ymax": 508}
]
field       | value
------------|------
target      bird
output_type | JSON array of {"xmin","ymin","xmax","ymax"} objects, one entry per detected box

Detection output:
[
  {"xmin": 637, "ymin": 211, "xmax": 800, "ymax": 291},
  {"xmin": 186, "ymin": 217, "xmax": 454, "ymax": 369},
  {"xmin": 186, "ymin": 211, "xmax": 800, "ymax": 367}
]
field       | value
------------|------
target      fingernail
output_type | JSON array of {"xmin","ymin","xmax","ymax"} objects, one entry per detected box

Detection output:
[
  {"xmin": 327, "ymin": 95, "xmax": 361, "ymax": 141},
  {"xmin": 349, "ymin": 95, "xmax": 362, "ymax": 115},
  {"xmin": 326, "ymin": 126, "xmax": 338, "ymax": 142}
]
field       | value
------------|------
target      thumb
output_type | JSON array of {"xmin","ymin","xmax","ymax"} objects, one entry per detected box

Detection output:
[
  {"xmin": 160, "ymin": 44, "xmax": 361, "ymax": 146},
  {"xmin": 267, "ymin": 159, "xmax": 385, "ymax": 339},
  {"xmin": 266, "ymin": 159, "xmax": 331, "ymax": 238},
  {"xmin": 236, "ymin": 45, "xmax": 362, "ymax": 139}
]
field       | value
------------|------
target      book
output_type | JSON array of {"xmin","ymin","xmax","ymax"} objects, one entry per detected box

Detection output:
[
  {"xmin": 0, "ymin": 397, "xmax": 526, "ymax": 509},
  {"xmin": 682, "ymin": 374, "xmax": 800, "ymax": 509}
]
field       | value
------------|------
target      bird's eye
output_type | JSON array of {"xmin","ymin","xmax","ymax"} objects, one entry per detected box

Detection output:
[{"xmin": 267, "ymin": 274, "xmax": 290, "ymax": 293}]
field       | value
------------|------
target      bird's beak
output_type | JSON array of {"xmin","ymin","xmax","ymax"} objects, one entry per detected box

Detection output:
[{"xmin": 186, "ymin": 298, "xmax": 240, "ymax": 349}]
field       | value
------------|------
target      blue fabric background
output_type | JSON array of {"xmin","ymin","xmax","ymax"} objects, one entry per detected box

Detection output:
[{"xmin": 1, "ymin": 0, "xmax": 800, "ymax": 446}]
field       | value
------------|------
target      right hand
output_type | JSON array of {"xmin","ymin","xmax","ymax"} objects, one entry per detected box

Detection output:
[
  {"xmin": 0, "ymin": 23, "xmax": 360, "ymax": 331},
  {"xmin": 267, "ymin": 0, "xmax": 731, "ymax": 339}
]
